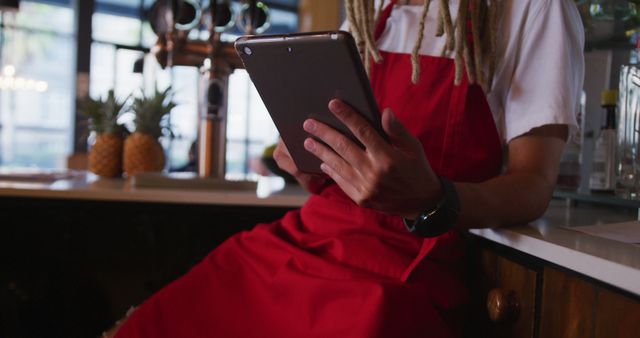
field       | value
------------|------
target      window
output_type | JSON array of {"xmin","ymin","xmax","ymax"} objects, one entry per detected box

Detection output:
[
  {"xmin": 0, "ymin": 0, "xmax": 75, "ymax": 168},
  {"xmin": 211, "ymin": 1, "xmax": 298, "ymax": 179},
  {"xmin": 90, "ymin": 0, "xmax": 183, "ymax": 166},
  {"xmin": 226, "ymin": 69, "xmax": 279, "ymax": 178},
  {"xmin": 89, "ymin": 0, "xmax": 298, "ymax": 178},
  {"xmin": 0, "ymin": 0, "xmax": 297, "ymax": 174}
]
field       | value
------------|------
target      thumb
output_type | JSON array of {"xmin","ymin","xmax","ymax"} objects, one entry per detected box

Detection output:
[{"xmin": 381, "ymin": 108, "xmax": 418, "ymax": 150}]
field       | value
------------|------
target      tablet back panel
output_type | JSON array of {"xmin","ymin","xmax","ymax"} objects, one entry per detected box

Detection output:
[{"xmin": 235, "ymin": 31, "xmax": 384, "ymax": 174}]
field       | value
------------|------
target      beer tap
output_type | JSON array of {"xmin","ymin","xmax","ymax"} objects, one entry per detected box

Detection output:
[
  {"xmin": 198, "ymin": 0, "xmax": 234, "ymax": 179},
  {"xmin": 148, "ymin": 0, "xmax": 268, "ymax": 180}
]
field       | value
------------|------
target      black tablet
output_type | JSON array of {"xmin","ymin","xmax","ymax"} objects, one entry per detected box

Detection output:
[{"xmin": 235, "ymin": 31, "xmax": 385, "ymax": 174}]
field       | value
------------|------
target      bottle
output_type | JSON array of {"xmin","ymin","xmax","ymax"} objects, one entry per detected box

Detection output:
[
  {"xmin": 589, "ymin": 90, "xmax": 618, "ymax": 192},
  {"xmin": 557, "ymin": 91, "xmax": 585, "ymax": 191},
  {"xmin": 616, "ymin": 65, "xmax": 640, "ymax": 199},
  {"xmin": 630, "ymin": 34, "xmax": 640, "ymax": 64}
]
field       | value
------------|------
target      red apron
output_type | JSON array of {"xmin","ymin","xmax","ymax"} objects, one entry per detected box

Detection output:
[{"xmin": 116, "ymin": 2, "xmax": 502, "ymax": 337}]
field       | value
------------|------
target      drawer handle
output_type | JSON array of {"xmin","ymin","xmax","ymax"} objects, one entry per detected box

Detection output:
[{"xmin": 487, "ymin": 288, "xmax": 520, "ymax": 323}]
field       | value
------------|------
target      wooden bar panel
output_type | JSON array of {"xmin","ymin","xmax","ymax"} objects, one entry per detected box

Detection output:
[
  {"xmin": 539, "ymin": 267, "xmax": 596, "ymax": 338},
  {"xmin": 489, "ymin": 256, "xmax": 537, "ymax": 338},
  {"xmin": 595, "ymin": 287, "xmax": 640, "ymax": 338},
  {"xmin": 466, "ymin": 247, "xmax": 498, "ymax": 337}
]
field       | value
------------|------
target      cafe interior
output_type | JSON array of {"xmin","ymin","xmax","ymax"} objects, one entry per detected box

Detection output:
[{"xmin": 0, "ymin": 0, "xmax": 639, "ymax": 337}]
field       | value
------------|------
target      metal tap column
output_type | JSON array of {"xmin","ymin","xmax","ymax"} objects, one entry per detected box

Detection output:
[{"xmin": 198, "ymin": 58, "xmax": 230, "ymax": 178}]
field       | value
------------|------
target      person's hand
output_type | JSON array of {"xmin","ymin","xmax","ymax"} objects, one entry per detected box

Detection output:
[
  {"xmin": 272, "ymin": 138, "xmax": 329, "ymax": 194},
  {"xmin": 302, "ymin": 99, "xmax": 442, "ymax": 219}
]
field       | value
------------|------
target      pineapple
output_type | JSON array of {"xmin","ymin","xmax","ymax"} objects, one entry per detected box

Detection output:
[
  {"xmin": 80, "ymin": 90, "xmax": 128, "ymax": 178},
  {"xmin": 123, "ymin": 88, "xmax": 176, "ymax": 177}
]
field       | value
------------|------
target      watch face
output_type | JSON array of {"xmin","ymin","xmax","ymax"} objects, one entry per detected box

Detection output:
[{"xmin": 413, "ymin": 207, "xmax": 457, "ymax": 238}]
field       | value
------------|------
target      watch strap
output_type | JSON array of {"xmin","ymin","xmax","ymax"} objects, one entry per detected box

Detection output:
[{"xmin": 404, "ymin": 176, "xmax": 460, "ymax": 237}]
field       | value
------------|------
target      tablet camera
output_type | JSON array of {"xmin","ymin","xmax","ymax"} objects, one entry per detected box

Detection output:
[{"xmin": 243, "ymin": 46, "xmax": 252, "ymax": 55}]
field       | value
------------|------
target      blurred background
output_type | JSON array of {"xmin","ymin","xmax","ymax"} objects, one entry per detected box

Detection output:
[{"xmin": 0, "ymin": 0, "xmax": 313, "ymax": 179}]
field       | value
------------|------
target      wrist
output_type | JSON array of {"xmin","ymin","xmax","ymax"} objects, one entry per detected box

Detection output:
[
  {"xmin": 404, "ymin": 176, "xmax": 460, "ymax": 238},
  {"xmin": 404, "ymin": 175, "xmax": 444, "ymax": 220}
]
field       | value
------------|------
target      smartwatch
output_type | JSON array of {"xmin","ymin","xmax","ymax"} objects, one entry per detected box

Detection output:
[{"xmin": 404, "ymin": 176, "xmax": 460, "ymax": 238}]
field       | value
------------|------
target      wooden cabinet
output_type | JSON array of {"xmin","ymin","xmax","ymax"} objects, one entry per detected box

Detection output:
[
  {"xmin": 594, "ymin": 287, "xmax": 640, "ymax": 338},
  {"xmin": 539, "ymin": 267, "xmax": 596, "ymax": 338},
  {"xmin": 472, "ymin": 249, "xmax": 537, "ymax": 338},
  {"xmin": 470, "ymin": 238, "xmax": 640, "ymax": 338},
  {"xmin": 0, "ymin": 197, "xmax": 294, "ymax": 337},
  {"xmin": 538, "ymin": 267, "xmax": 640, "ymax": 338}
]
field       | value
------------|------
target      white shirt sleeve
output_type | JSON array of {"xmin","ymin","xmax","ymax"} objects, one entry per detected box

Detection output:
[{"xmin": 491, "ymin": 0, "xmax": 585, "ymax": 143}]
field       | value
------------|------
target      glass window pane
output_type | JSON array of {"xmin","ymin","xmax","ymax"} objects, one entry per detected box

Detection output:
[
  {"xmin": 140, "ymin": 53, "xmax": 171, "ymax": 95},
  {"xmin": 90, "ymin": 42, "xmax": 116, "ymax": 98},
  {"xmin": 114, "ymin": 48, "xmax": 145, "ymax": 98},
  {"xmin": 225, "ymin": 141, "xmax": 246, "ymax": 178},
  {"xmin": 267, "ymin": 7, "xmax": 298, "ymax": 34},
  {"xmin": 0, "ymin": 28, "xmax": 74, "ymax": 169},
  {"xmin": 227, "ymin": 69, "xmax": 250, "ymax": 141},
  {"xmin": 167, "ymin": 66, "xmax": 198, "ymax": 169},
  {"xmin": 95, "ymin": 0, "xmax": 145, "ymax": 19},
  {"xmin": 96, "ymin": 0, "xmax": 142, "ymax": 7},
  {"xmin": 11, "ymin": 130, "xmax": 69, "ymax": 168},
  {"xmin": 93, "ymin": 12, "xmax": 142, "ymax": 46},
  {"xmin": 90, "ymin": 44, "xmax": 145, "ymax": 130},
  {"xmin": 152, "ymin": 60, "xmax": 173, "ymax": 93},
  {"xmin": 8, "ymin": 1, "xmax": 74, "ymax": 34},
  {"xmin": 141, "ymin": 21, "xmax": 157, "ymax": 48},
  {"xmin": 267, "ymin": 0, "xmax": 299, "ymax": 8},
  {"xmin": 226, "ymin": 69, "xmax": 279, "ymax": 177},
  {"xmin": 168, "ymin": 137, "xmax": 195, "ymax": 171},
  {"xmin": 169, "ymin": 66, "xmax": 198, "ymax": 138},
  {"xmin": 247, "ymin": 81, "xmax": 278, "ymax": 144}
]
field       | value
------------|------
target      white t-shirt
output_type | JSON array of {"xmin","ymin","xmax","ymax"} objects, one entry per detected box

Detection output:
[{"xmin": 345, "ymin": 0, "xmax": 585, "ymax": 143}]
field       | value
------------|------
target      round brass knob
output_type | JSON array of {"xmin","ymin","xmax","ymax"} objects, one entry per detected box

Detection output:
[{"xmin": 487, "ymin": 288, "xmax": 520, "ymax": 323}]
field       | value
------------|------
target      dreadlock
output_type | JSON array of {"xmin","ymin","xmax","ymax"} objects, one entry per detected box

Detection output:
[{"xmin": 346, "ymin": 0, "xmax": 503, "ymax": 91}]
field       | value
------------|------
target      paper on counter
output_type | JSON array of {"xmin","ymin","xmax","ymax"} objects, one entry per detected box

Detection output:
[
  {"xmin": 566, "ymin": 221, "xmax": 640, "ymax": 244},
  {"xmin": 0, "ymin": 168, "xmax": 80, "ymax": 182}
]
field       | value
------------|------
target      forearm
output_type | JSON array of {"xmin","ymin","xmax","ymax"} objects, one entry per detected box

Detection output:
[
  {"xmin": 455, "ymin": 170, "xmax": 556, "ymax": 229},
  {"xmin": 453, "ymin": 125, "xmax": 567, "ymax": 229}
]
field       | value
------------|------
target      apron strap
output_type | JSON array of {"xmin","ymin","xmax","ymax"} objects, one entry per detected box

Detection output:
[{"xmin": 374, "ymin": 0, "xmax": 397, "ymax": 40}]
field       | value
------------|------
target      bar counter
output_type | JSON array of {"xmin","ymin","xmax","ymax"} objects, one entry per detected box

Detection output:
[
  {"xmin": 0, "ymin": 174, "xmax": 640, "ymax": 302},
  {"xmin": 0, "ymin": 172, "xmax": 309, "ymax": 208},
  {"xmin": 471, "ymin": 201, "xmax": 640, "ymax": 296},
  {"xmin": 1, "ymin": 172, "xmax": 638, "ymax": 296}
]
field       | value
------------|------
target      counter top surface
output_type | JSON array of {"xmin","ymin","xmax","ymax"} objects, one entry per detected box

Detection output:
[
  {"xmin": 471, "ymin": 200, "xmax": 640, "ymax": 296},
  {"xmin": 1, "ymin": 173, "xmax": 639, "ymax": 295},
  {"xmin": 0, "ymin": 172, "xmax": 309, "ymax": 208}
]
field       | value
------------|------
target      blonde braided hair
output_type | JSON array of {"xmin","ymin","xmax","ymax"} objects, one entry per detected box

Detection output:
[{"xmin": 346, "ymin": 0, "xmax": 503, "ymax": 91}]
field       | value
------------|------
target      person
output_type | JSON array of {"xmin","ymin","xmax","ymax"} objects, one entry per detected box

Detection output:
[{"xmin": 108, "ymin": 0, "xmax": 584, "ymax": 337}]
